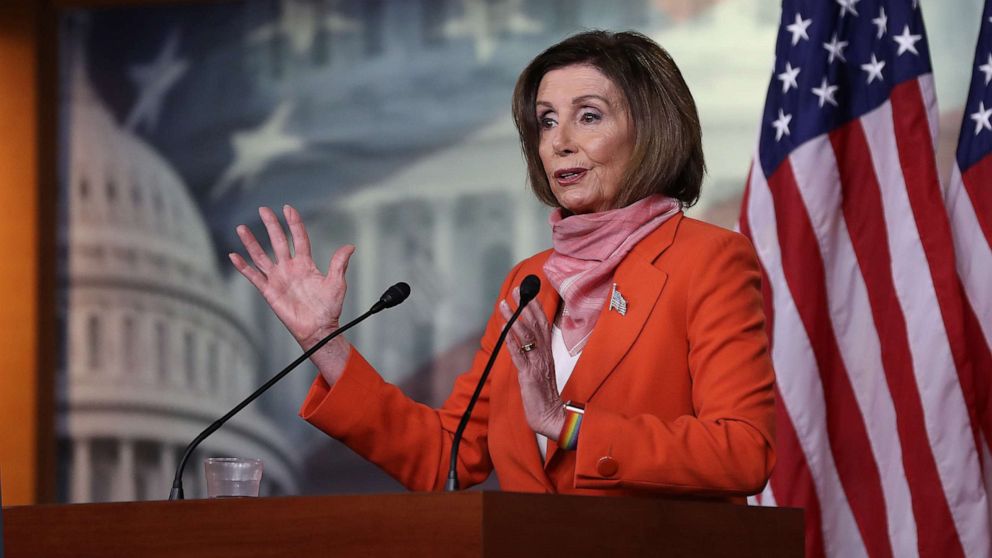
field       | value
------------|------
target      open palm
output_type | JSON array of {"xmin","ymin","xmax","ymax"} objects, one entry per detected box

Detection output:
[{"xmin": 229, "ymin": 205, "xmax": 354, "ymax": 348}]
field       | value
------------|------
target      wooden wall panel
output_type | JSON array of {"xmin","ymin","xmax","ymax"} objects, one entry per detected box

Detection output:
[{"xmin": 0, "ymin": 0, "xmax": 41, "ymax": 506}]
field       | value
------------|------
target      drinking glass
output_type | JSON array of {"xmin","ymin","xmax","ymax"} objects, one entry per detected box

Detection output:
[{"xmin": 203, "ymin": 457, "xmax": 263, "ymax": 498}]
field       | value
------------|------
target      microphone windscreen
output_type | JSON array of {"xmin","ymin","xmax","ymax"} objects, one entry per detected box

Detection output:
[
  {"xmin": 380, "ymin": 282, "xmax": 411, "ymax": 308},
  {"xmin": 519, "ymin": 275, "xmax": 541, "ymax": 304}
]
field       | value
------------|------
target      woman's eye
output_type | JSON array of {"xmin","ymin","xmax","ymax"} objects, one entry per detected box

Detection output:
[
  {"xmin": 539, "ymin": 117, "xmax": 557, "ymax": 129},
  {"xmin": 580, "ymin": 112, "xmax": 601, "ymax": 124}
]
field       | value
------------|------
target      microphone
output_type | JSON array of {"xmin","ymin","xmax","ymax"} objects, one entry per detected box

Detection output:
[
  {"xmin": 168, "ymin": 282, "xmax": 411, "ymax": 500},
  {"xmin": 370, "ymin": 282, "xmax": 411, "ymax": 313},
  {"xmin": 445, "ymin": 274, "xmax": 541, "ymax": 491}
]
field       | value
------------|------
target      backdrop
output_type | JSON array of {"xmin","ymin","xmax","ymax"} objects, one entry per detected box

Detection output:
[{"xmin": 54, "ymin": 0, "xmax": 981, "ymax": 501}]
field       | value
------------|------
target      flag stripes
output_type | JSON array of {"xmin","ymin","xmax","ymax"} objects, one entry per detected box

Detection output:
[
  {"xmin": 887, "ymin": 89, "xmax": 992, "ymax": 554},
  {"xmin": 947, "ymin": 0, "xmax": 992, "ymax": 551},
  {"xmin": 742, "ymin": 1, "xmax": 992, "ymax": 555},
  {"xmin": 741, "ymin": 185, "xmax": 828, "ymax": 558},
  {"xmin": 791, "ymin": 134, "xmax": 920, "ymax": 556},
  {"xmin": 828, "ymin": 121, "xmax": 936, "ymax": 557},
  {"xmin": 743, "ymin": 84, "xmax": 992, "ymax": 556},
  {"xmin": 959, "ymin": 159, "xmax": 992, "ymax": 245},
  {"xmin": 768, "ymin": 156, "xmax": 895, "ymax": 558},
  {"xmin": 743, "ymin": 79, "xmax": 992, "ymax": 556},
  {"xmin": 745, "ymin": 159, "xmax": 869, "ymax": 557}
]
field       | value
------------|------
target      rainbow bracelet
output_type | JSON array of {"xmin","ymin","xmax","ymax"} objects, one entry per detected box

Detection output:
[{"xmin": 559, "ymin": 401, "xmax": 585, "ymax": 450}]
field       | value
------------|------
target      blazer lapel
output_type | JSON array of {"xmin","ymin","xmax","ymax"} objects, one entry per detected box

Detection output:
[
  {"xmin": 545, "ymin": 213, "xmax": 682, "ymax": 467},
  {"xmin": 557, "ymin": 259, "xmax": 668, "ymax": 407}
]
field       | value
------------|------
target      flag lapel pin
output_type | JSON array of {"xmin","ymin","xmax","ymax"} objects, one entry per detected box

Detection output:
[{"xmin": 609, "ymin": 283, "xmax": 627, "ymax": 316}]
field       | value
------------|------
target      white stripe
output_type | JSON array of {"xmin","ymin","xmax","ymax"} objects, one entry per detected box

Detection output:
[
  {"xmin": 861, "ymin": 97, "xmax": 992, "ymax": 557},
  {"xmin": 788, "ymin": 138, "xmax": 918, "ymax": 557},
  {"xmin": 919, "ymin": 74, "xmax": 940, "ymax": 151},
  {"xmin": 947, "ymin": 164, "xmax": 992, "ymax": 351},
  {"xmin": 746, "ymin": 161, "xmax": 868, "ymax": 558},
  {"xmin": 751, "ymin": 483, "xmax": 777, "ymax": 507}
]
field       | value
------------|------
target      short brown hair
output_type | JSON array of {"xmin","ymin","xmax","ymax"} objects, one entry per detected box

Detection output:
[{"xmin": 511, "ymin": 30, "xmax": 705, "ymax": 209}]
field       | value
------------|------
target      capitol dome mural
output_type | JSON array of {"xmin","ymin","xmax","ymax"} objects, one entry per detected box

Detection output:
[{"xmin": 59, "ymin": 30, "xmax": 297, "ymax": 501}]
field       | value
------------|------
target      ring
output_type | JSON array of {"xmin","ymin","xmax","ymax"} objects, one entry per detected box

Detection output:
[{"xmin": 520, "ymin": 342, "xmax": 536, "ymax": 354}]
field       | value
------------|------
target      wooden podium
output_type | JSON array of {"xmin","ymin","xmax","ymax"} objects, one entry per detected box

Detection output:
[{"xmin": 3, "ymin": 492, "xmax": 803, "ymax": 557}]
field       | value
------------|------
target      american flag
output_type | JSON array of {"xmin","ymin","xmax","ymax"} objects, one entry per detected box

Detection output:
[
  {"xmin": 739, "ymin": 0, "xmax": 992, "ymax": 556},
  {"xmin": 949, "ymin": 0, "xmax": 992, "ymax": 519}
]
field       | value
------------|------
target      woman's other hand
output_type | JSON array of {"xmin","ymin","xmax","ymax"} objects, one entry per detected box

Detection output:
[
  {"xmin": 229, "ymin": 204, "xmax": 354, "ymax": 385},
  {"xmin": 499, "ymin": 289, "xmax": 565, "ymax": 439}
]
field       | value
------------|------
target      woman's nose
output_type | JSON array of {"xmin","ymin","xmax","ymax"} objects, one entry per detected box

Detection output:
[{"xmin": 552, "ymin": 124, "xmax": 576, "ymax": 156}]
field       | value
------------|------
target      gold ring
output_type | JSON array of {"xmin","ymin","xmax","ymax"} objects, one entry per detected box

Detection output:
[{"xmin": 520, "ymin": 342, "xmax": 536, "ymax": 354}]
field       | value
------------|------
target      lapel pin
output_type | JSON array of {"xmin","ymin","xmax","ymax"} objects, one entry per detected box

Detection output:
[{"xmin": 609, "ymin": 283, "xmax": 627, "ymax": 316}]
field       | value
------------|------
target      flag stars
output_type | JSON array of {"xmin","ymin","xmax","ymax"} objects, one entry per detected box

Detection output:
[
  {"xmin": 772, "ymin": 109, "xmax": 793, "ymax": 141},
  {"xmin": 837, "ymin": 0, "xmax": 860, "ymax": 18},
  {"xmin": 861, "ymin": 53, "xmax": 886, "ymax": 84},
  {"xmin": 872, "ymin": 7, "xmax": 887, "ymax": 39},
  {"xmin": 823, "ymin": 33, "xmax": 849, "ymax": 64},
  {"xmin": 971, "ymin": 101, "xmax": 992, "ymax": 135},
  {"xmin": 978, "ymin": 53, "xmax": 992, "ymax": 86},
  {"xmin": 812, "ymin": 77, "xmax": 840, "ymax": 107},
  {"xmin": 777, "ymin": 62, "xmax": 801, "ymax": 93},
  {"xmin": 124, "ymin": 30, "xmax": 188, "ymax": 134},
  {"xmin": 786, "ymin": 13, "xmax": 812, "ymax": 46},
  {"xmin": 894, "ymin": 25, "xmax": 922, "ymax": 56}
]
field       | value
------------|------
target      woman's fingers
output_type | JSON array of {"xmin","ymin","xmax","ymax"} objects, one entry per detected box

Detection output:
[
  {"xmin": 500, "ymin": 297, "xmax": 545, "ymax": 351},
  {"xmin": 326, "ymin": 245, "xmax": 355, "ymax": 286},
  {"xmin": 509, "ymin": 287, "xmax": 543, "ymax": 338},
  {"xmin": 228, "ymin": 252, "xmax": 267, "ymax": 291},
  {"xmin": 499, "ymin": 300, "xmax": 527, "ymax": 346},
  {"xmin": 283, "ymin": 204, "xmax": 312, "ymax": 259},
  {"xmin": 521, "ymin": 296, "xmax": 549, "ymax": 332},
  {"xmin": 259, "ymin": 206, "xmax": 292, "ymax": 263},
  {"xmin": 236, "ymin": 224, "xmax": 274, "ymax": 272},
  {"xmin": 502, "ymin": 322, "xmax": 533, "ymax": 369},
  {"xmin": 498, "ymin": 299, "xmax": 514, "ymax": 321},
  {"xmin": 504, "ymin": 329, "xmax": 526, "ymax": 366},
  {"xmin": 511, "ymin": 318, "xmax": 539, "ymax": 355}
]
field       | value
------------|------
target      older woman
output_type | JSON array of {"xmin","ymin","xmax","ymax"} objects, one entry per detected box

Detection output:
[{"xmin": 230, "ymin": 31, "xmax": 775, "ymax": 500}]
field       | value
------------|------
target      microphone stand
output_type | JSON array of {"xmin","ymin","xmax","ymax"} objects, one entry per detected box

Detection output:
[
  {"xmin": 169, "ymin": 284, "xmax": 408, "ymax": 500},
  {"xmin": 445, "ymin": 276, "xmax": 540, "ymax": 491}
]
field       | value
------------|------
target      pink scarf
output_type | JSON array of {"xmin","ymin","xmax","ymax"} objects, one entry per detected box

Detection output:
[{"xmin": 543, "ymin": 194, "xmax": 680, "ymax": 355}]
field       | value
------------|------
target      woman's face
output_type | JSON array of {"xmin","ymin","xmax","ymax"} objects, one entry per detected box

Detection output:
[{"xmin": 536, "ymin": 64, "xmax": 634, "ymax": 214}]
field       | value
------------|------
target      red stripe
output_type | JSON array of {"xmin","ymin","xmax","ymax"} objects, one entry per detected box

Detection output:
[
  {"xmin": 890, "ymin": 80, "xmax": 986, "ymax": 461},
  {"xmin": 959, "ymin": 109, "xmax": 992, "ymax": 473},
  {"xmin": 770, "ymin": 387, "xmax": 826, "ymax": 558},
  {"xmin": 766, "ymin": 160, "xmax": 893, "ymax": 558},
  {"xmin": 741, "ymin": 190, "xmax": 826, "ymax": 558},
  {"xmin": 958, "ymin": 156, "xmax": 992, "ymax": 459},
  {"xmin": 830, "ymin": 120, "xmax": 965, "ymax": 558},
  {"xmin": 958, "ymin": 155, "xmax": 992, "ymax": 460},
  {"xmin": 961, "ymin": 280, "xmax": 992, "ymax": 455},
  {"xmin": 961, "ymin": 155, "xmax": 992, "ymax": 249}
]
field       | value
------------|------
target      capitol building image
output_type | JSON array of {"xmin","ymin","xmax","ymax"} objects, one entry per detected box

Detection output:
[{"xmin": 58, "ymin": 38, "xmax": 297, "ymax": 502}]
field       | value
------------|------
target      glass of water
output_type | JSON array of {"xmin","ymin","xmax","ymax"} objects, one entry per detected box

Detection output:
[{"xmin": 204, "ymin": 457, "xmax": 263, "ymax": 498}]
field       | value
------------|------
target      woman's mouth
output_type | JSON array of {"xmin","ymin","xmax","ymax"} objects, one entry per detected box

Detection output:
[{"xmin": 554, "ymin": 167, "xmax": 587, "ymax": 185}]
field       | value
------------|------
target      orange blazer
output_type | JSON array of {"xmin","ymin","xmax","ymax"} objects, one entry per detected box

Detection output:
[{"xmin": 300, "ymin": 213, "xmax": 776, "ymax": 500}]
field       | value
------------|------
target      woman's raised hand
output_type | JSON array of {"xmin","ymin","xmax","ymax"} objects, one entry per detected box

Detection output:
[
  {"xmin": 229, "ymin": 205, "xmax": 355, "ymax": 366},
  {"xmin": 499, "ymin": 288, "xmax": 565, "ymax": 440}
]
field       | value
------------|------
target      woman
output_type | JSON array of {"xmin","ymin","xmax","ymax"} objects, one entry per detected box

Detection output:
[{"xmin": 230, "ymin": 31, "xmax": 775, "ymax": 500}]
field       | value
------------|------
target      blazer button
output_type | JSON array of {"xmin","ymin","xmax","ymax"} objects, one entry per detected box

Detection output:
[{"xmin": 596, "ymin": 456, "xmax": 619, "ymax": 478}]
